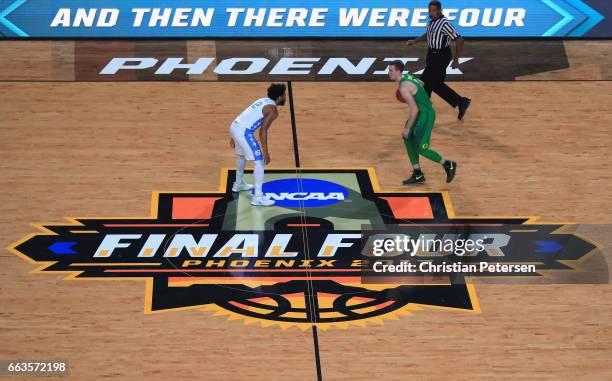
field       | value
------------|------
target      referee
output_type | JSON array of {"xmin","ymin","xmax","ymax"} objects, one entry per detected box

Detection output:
[{"xmin": 407, "ymin": 1, "xmax": 471, "ymax": 120}]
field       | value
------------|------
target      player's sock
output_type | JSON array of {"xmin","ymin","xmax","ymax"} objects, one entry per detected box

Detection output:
[
  {"xmin": 232, "ymin": 156, "xmax": 254, "ymax": 192},
  {"xmin": 236, "ymin": 156, "xmax": 246, "ymax": 184},
  {"xmin": 253, "ymin": 160, "xmax": 265, "ymax": 196}
]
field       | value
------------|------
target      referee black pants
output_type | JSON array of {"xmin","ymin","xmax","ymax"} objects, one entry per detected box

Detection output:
[{"xmin": 421, "ymin": 47, "xmax": 462, "ymax": 108}]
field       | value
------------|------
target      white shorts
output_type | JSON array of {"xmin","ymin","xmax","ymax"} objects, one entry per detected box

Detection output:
[{"xmin": 230, "ymin": 122, "xmax": 263, "ymax": 161}]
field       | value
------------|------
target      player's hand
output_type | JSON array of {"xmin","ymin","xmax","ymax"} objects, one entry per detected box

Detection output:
[
  {"xmin": 401, "ymin": 128, "xmax": 410, "ymax": 139},
  {"xmin": 405, "ymin": 40, "xmax": 418, "ymax": 46},
  {"xmin": 451, "ymin": 58, "xmax": 460, "ymax": 69},
  {"xmin": 229, "ymin": 138, "xmax": 235, "ymax": 148},
  {"xmin": 264, "ymin": 152, "xmax": 271, "ymax": 165}
]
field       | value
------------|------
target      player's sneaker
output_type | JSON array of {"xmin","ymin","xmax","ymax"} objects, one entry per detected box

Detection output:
[
  {"xmin": 232, "ymin": 181, "xmax": 254, "ymax": 192},
  {"xmin": 402, "ymin": 171, "xmax": 426, "ymax": 185},
  {"xmin": 251, "ymin": 195, "xmax": 275, "ymax": 207},
  {"xmin": 443, "ymin": 161, "xmax": 457, "ymax": 183}
]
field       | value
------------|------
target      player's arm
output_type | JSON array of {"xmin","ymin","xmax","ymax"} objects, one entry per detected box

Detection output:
[
  {"xmin": 400, "ymin": 84, "xmax": 419, "ymax": 139},
  {"xmin": 259, "ymin": 105, "xmax": 279, "ymax": 165}
]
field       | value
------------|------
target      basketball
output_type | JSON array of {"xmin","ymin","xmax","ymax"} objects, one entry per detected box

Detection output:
[{"xmin": 395, "ymin": 89, "xmax": 405, "ymax": 103}]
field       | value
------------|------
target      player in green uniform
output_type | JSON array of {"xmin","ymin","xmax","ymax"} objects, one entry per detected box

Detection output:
[{"xmin": 388, "ymin": 60, "xmax": 457, "ymax": 185}]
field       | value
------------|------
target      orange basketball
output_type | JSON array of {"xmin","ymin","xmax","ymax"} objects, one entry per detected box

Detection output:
[{"xmin": 395, "ymin": 89, "xmax": 405, "ymax": 103}]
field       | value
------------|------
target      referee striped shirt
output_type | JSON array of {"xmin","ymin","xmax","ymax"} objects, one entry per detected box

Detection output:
[{"xmin": 426, "ymin": 16, "xmax": 460, "ymax": 50}]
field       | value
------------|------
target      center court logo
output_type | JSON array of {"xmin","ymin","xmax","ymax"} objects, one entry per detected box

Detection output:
[
  {"xmin": 8, "ymin": 169, "xmax": 599, "ymax": 329},
  {"xmin": 261, "ymin": 178, "xmax": 348, "ymax": 208}
]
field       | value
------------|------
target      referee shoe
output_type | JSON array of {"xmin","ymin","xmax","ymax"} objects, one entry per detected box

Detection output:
[{"xmin": 458, "ymin": 97, "xmax": 471, "ymax": 120}]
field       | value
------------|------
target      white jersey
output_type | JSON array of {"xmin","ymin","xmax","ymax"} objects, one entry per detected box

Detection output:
[{"xmin": 233, "ymin": 97, "xmax": 276, "ymax": 131}]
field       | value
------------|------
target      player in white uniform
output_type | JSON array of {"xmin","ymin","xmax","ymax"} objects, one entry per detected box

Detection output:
[{"xmin": 230, "ymin": 84, "xmax": 286, "ymax": 206}]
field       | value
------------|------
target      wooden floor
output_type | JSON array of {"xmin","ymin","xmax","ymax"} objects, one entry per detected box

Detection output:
[{"xmin": 1, "ymin": 80, "xmax": 612, "ymax": 380}]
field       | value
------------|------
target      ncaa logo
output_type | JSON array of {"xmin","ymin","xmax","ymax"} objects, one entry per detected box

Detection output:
[{"xmin": 261, "ymin": 178, "xmax": 349, "ymax": 208}]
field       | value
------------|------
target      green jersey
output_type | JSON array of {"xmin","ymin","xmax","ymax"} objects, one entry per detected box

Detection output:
[{"xmin": 400, "ymin": 73, "xmax": 434, "ymax": 113}]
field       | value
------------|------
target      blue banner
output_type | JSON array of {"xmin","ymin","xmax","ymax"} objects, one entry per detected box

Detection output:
[{"xmin": 0, "ymin": 0, "xmax": 606, "ymax": 38}]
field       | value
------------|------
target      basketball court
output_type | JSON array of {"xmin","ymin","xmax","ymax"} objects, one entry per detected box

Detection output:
[{"xmin": 2, "ymin": 35, "xmax": 612, "ymax": 380}]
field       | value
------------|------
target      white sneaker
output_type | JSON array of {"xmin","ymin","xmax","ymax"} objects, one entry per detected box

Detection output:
[
  {"xmin": 251, "ymin": 195, "xmax": 275, "ymax": 207},
  {"xmin": 232, "ymin": 182, "xmax": 254, "ymax": 192}
]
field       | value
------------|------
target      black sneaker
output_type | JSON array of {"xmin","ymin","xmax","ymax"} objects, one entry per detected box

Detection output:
[
  {"xmin": 402, "ymin": 172, "xmax": 426, "ymax": 185},
  {"xmin": 458, "ymin": 97, "xmax": 471, "ymax": 120},
  {"xmin": 443, "ymin": 161, "xmax": 457, "ymax": 183}
]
